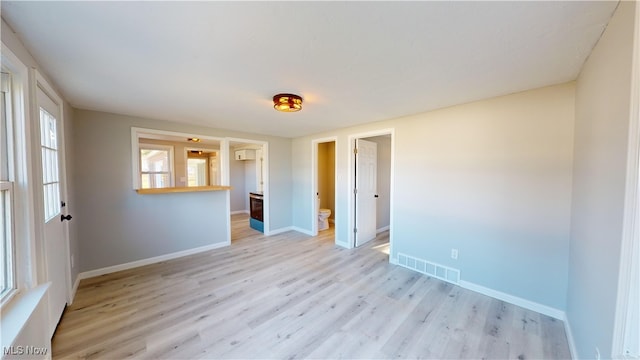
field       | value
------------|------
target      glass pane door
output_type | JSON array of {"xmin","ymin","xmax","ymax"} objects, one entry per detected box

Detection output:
[{"xmin": 40, "ymin": 108, "xmax": 60, "ymax": 222}]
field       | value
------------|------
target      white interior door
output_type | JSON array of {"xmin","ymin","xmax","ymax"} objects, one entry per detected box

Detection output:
[
  {"xmin": 37, "ymin": 86, "xmax": 69, "ymax": 337},
  {"xmin": 355, "ymin": 139, "xmax": 377, "ymax": 247}
]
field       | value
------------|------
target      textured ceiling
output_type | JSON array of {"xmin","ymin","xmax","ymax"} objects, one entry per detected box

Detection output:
[{"xmin": 1, "ymin": 1, "xmax": 618, "ymax": 138}]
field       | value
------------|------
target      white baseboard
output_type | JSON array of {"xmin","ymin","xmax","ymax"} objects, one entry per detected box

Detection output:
[
  {"xmin": 562, "ymin": 313, "xmax": 578, "ymax": 359},
  {"xmin": 335, "ymin": 240, "xmax": 350, "ymax": 248},
  {"xmin": 78, "ymin": 242, "xmax": 229, "ymax": 280},
  {"xmin": 69, "ymin": 276, "xmax": 81, "ymax": 304},
  {"xmin": 458, "ymin": 280, "xmax": 564, "ymax": 320},
  {"xmin": 376, "ymin": 225, "xmax": 390, "ymax": 233},
  {"xmin": 230, "ymin": 210, "xmax": 249, "ymax": 215},
  {"xmin": 389, "ymin": 256, "xmax": 399, "ymax": 265},
  {"xmin": 267, "ymin": 226, "xmax": 293, "ymax": 236},
  {"xmin": 291, "ymin": 226, "xmax": 315, "ymax": 236}
]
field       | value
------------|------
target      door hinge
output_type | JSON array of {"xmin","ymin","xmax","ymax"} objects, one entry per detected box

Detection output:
[
  {"xmin": 353, "ymin": 188, "xmax": 357, "ymax": 194},
  {"xmin": 353, "ymin": 148, "xmax": 358, "ymax": 154},
  {"xmin": 354, "ymin": 228, "xmax": 358, "ymax": 233}
]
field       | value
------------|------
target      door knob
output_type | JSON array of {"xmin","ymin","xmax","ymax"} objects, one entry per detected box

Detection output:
[
  {"xmin": 374, "ymin": 194, "xmax": 379, "ymax": 198},
  {"xmin": 61, "ymin": 214, "xmax": 73, "ymax": 222}
]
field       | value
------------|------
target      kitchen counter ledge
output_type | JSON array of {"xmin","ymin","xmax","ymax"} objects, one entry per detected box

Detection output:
[{"xmin": 136, "ymin": 185, "xmax": 232, "ymax": 194}]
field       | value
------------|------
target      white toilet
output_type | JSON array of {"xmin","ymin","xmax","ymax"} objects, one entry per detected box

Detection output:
[
  {"xmin": 317, "ymin": 196, "xmax": 332, "ymax": 231},
  {"xmin": 318, "ymin": 208, "xmax": 331, "ymax": 231}
]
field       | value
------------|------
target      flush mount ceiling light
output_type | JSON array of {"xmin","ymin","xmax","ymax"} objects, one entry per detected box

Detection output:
[
  {"xmin": 273, "ymin": 93, "xmax": 303, "ymax": 112},
  {"xmin": 187, "ymin": 137, "xmax": 201, "ymax": 142}
]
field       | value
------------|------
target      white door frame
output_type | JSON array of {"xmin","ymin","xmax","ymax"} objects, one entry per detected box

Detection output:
[
  {"xmin": 30, "ymin": 69, "xmax": 72, "ymax": 304},
  {"xmin": 225, "ymin": 137, "xmax": 270, "ymax": 235},
  {"xmin": 347, "ymin": 129, "xmax": 395, "ymax": 257},
  {"xmin": 311, "ymin": 137, "xmax": 338, "ymax": 237}
]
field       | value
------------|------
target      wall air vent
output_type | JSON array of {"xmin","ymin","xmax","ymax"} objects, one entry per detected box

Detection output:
[{"xmin": 397, "ymin": 253, "xmax": 460, "ymax": 285}]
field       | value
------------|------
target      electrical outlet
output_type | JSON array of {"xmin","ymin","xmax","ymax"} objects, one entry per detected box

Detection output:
[
  {"xmin": 451, "ymin": 249, "xmax": 458, "ymax": 260},
  {"xmin": 595, "ymin": 347, "xmax": 600, "ymax": 360}
]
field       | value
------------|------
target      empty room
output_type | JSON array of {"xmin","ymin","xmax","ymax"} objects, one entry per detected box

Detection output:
[{"xmin": 1, "ymin": 1, "xmax": 638, "ymax": 359}]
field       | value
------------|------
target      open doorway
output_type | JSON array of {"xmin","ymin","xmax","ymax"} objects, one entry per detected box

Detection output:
[
  {"xmin": 348, "ymin": 130, "xmax": 394, "ymax": 253},
  {"xmin": 227, "ymin": 138, "xmax": 268, "ymax": 241},
  {"xmin": 185, "ymin": 148, "xmax": 220, "ymax": 186},
  {"xmin": 312, "ymin": 138, "xmax": 337, "ymax": 238}
]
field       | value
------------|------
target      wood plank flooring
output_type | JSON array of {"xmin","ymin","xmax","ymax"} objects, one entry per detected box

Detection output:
[{"xmin": 52, "ymin": 214, "xmax": 571, "ymax": 359}]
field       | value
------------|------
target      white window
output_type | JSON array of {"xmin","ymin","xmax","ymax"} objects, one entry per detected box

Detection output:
[
  {"xmin": 1, "ymin": 71, "xmax": 16, "ymax": 302},
  {"xmin": 139, "ymin": 144, "xmax": 174, "ymax": 189}
]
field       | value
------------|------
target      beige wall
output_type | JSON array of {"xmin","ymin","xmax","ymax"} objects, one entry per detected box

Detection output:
[{"xmin": 567, "ymin": 1, "xmax": 637, "ymax": 358}]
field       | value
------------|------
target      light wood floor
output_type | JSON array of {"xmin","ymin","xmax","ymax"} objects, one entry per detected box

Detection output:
[{"xmin": 53, "ymin": 214, "xmax": 571, "ymax": 359}]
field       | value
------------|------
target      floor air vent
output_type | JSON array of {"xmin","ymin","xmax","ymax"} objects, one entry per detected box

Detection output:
[{"xmin": 397, "ymin": 253, "xmax": 460, "ymax": 285}]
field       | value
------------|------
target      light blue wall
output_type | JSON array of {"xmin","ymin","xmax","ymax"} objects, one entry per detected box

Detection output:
[
  {"xmin": 567, "ymin": 2, "xmax": 636, "ymax": 358},
  {"xmin": 292, "ymin": 83, "xmax": 575, "ymax": 310},
  {"xmin": 74, "ymin": 109, "xmax": 292, "ymax": 272}
]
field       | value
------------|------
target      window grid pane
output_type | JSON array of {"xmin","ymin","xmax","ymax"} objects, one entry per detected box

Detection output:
[
  {"xmin": 140, "ymin": 147, "xmax": 171, "ymax": 189},
  {"xmin": 40, "ymin": 107, "xmax": 60, "ymax": 222},
  {"xmin": 1, "ymin": 88, "xmax": 9, "ymax": 182},
  {"xmin": 1, "ymin": 186, "xmax": 14, "ymax": 299}
]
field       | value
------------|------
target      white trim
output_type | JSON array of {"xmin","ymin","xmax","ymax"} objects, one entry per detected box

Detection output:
[
  {"xmin": 376, "ymin": 225, "xmax": 390, "ymax": 233},
  {"xmin": 458, "ymin": 280, "xmax": 564, "ymax": 320},
  {"xmin": 347, "ymin": 129, "xmax": 395, "ymax": 253},
  {"xmin": 2, "ymin": 44, "xmax": 37, "ymax": 291},
  {"xmin": 230, "ymin": 210, "xmax": 249, "ymax": 215},
  {"xmin": 563, "ymin": 313, "xmax": 579, "ymax": 360},
  {"xmin": 335, "ymin": 240, "xmax": 349, "ymax": 248},
  {"xmin": 266, "ymin": 226, "xmax": 293, "ymax": 236},
  {"xmin": 77, "ymin": 242, "xmax": 229, "ymax": 280},
  {"xmin": 291, "ymin": 226, "xmax": 315, "ymax": 236},
  {"xmin": 69, "ymin": 276, "xmax": 80, "ymax": 305}
]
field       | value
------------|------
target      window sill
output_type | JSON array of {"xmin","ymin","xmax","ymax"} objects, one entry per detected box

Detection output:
[
  {"xmin": 135, "ymin": 185, "xmax": 232, "ymax": 195},
  {"xmin": 0, "ymin": 283, "xmax": 49, "ymax": 351}
]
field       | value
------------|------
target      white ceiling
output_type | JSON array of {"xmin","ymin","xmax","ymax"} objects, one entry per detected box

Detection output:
[{"xmin": 1, "ymin": 1, "xmax": 618, "ymax": 138}]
